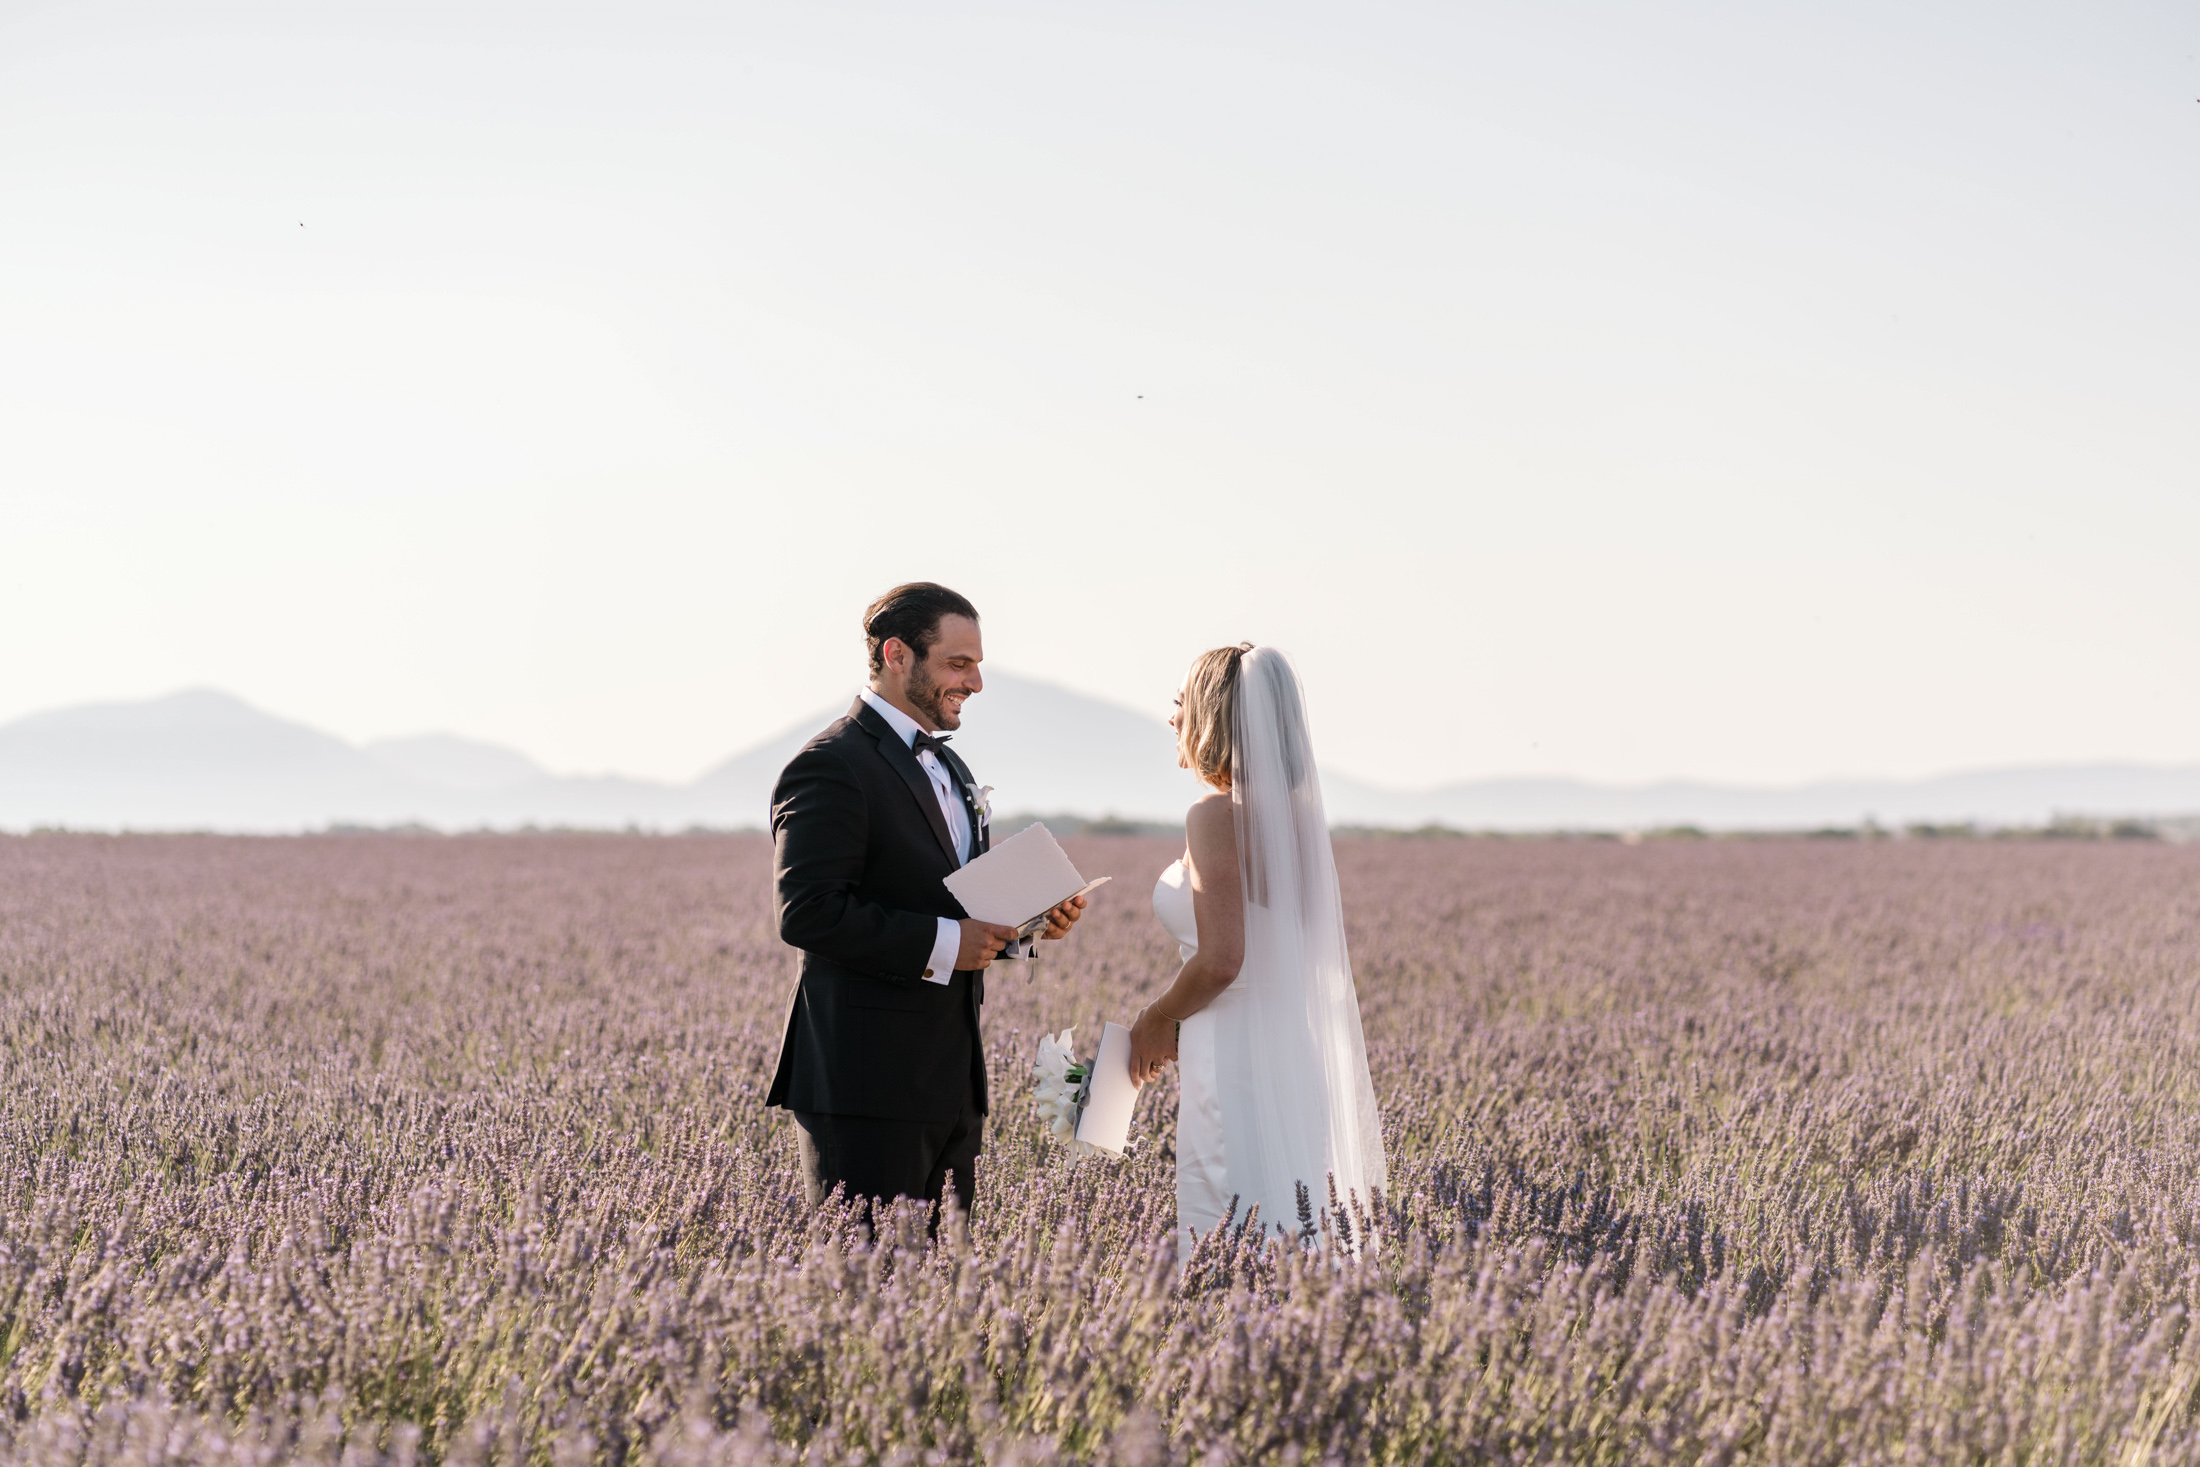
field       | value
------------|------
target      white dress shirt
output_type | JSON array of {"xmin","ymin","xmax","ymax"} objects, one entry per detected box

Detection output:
[{"xmin": 859, "ymin": 688, "xmax": 970, "ymax": 984}]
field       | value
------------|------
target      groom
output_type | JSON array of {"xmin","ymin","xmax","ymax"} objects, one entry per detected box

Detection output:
[{"xmin": 766, "ymin": 582, "xmax": 1085, "ymax": 1220}]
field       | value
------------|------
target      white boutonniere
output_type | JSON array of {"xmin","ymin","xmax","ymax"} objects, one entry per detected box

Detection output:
[{"xmin": 967, "ymin": 783, "xmax": 993, "ymax": 833}]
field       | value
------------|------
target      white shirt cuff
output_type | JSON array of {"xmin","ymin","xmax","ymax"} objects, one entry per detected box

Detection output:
[{"xmin": 921, "ymin": 917, "xmax": 959, "ymax": 984}]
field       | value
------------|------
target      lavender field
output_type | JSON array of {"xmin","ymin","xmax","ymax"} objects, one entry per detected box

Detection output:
[{"xmin": 4, "ymin": 833, "xmax": 2200, "ymax": 1464}]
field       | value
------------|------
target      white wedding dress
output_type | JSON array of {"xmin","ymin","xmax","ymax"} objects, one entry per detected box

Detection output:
[
  {"xmin": 1151, "ymin": 647, "xmax": 1387, "ymax": 1260},
  {"xmin": 1153, "ymin": 858, "xmax": 1232, "ymax": 1256}
]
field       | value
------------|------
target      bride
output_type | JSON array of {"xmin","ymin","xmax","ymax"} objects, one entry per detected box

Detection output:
[{"xmin": 1130, "ymin": 643, "xmax": 1388, "ymax": 1256}]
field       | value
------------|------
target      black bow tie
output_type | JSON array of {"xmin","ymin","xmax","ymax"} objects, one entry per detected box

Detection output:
[{"xmin": 910, "ymin": 731, "xmax": 953, "ymax": 760}]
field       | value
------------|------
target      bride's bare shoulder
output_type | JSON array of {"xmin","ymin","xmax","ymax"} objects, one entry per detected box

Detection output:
[
  {"xmin": 1184, "ymin": 794, "xmax": 1239, "ymax": 894},
  {"xmin": 1186, "ymin": 791, "xmax": 1235, "ymax": 836}
]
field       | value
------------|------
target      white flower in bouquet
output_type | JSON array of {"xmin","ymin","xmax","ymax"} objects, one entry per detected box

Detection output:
[{"xmin": 1031, "ymin": 1028, "xmax": 1102, "ymax": 1156}]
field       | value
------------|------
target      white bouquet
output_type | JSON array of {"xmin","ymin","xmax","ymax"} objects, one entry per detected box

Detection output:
[{"xmin": 1031, "ymin": 1028, "xmax": 1102, "ymax": 1157}]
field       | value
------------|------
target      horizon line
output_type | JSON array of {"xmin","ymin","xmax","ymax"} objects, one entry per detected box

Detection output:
[{"xmin": 6, "ymin": 682, "xmax": 2199, "ymax": 798}]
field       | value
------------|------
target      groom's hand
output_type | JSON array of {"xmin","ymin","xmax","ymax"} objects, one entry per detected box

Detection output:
[
  {"xmin": 1039, "ymin": 894, "xmax": 1087, "ymax": 940},
  {"xmin": 955, "ymin": 919, "xmax": 1019, "ymax": 969}
]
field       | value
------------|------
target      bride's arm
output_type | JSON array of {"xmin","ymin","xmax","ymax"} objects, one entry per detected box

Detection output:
[{"xmin": 1130, "ymin": 794, "xmax": 1243, "ymax": 1084}]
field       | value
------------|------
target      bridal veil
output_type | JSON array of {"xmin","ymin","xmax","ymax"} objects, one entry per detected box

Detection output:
[{"xmin": 1214, "ymin": 646, "xmax": 1388, "ymax": 1237}]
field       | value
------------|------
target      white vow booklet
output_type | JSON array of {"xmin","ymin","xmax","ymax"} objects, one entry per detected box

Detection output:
[
  {"xmin": 942, "ymin": 822, "xmax": 1110, "ymax": 958},
  {"xmin": 1074, "ymin": 1021, "xmax": 1138, "ymax": 1157}
]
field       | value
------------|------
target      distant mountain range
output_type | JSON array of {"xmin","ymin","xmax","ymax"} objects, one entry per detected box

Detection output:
[
  {"xmin": 0, "ymin": 679, "xmax": 1206, "ymax": 833},
  {"xmin": 3, "ymin": 683, "xmax": 2198, "ymax": 833}
]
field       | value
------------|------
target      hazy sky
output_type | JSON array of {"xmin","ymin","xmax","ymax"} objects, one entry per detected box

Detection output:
[{"xmin": 4, "ymin": 0, "xmax": 2196, "ymax": 788}]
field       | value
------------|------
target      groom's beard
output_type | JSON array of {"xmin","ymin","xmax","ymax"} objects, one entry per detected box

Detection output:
[{"xmin": 907, "ymin": 662, "xmax": 961, "ymax": 730}]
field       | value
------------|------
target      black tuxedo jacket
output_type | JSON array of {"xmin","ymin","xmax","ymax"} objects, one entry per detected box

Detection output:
[{"xmin": 765, "ymin": 697, "xmax": 992, "ymax": 1123}]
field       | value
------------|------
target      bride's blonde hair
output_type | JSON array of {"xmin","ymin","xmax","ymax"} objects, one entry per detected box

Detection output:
[{"xmin": 1179, "ymin": 643, "xmax": 1255, "ymax": 790}]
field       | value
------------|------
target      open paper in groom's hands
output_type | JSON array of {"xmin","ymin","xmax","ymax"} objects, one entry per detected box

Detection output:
[{"xmin": 942, "ymin": 823, "xmax": 1110, "ymax": 960}]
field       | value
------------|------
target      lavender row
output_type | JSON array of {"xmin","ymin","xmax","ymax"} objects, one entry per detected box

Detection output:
[{"xmin": 0, "ymin": 833, "xmax": 2196, "ymax": 1463}]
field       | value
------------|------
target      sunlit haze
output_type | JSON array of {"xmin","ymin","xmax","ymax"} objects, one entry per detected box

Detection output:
[{"xmin": 4, "ymin": 1, "xmax": 2196, "ymax": 789}]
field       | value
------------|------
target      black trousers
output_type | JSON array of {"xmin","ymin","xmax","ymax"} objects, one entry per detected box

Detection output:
[{"xmin": 793, "ymin": 1089, "xmax": 983, "ymax": 1222}]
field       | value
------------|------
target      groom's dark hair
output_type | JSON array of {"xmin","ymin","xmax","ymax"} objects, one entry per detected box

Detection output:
[{"xmin": 864, "ymin": 582, "xmax": 980, "ymax": 676}]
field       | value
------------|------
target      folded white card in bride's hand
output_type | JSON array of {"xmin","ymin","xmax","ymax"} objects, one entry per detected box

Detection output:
[
  {"xmin": 1073, "ymin": 1021, "xmax": 1137, "ymax": 1157},
  {"xmin": 941, "ymin": 822, "xmax": 1110, "ymax": 954}
]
